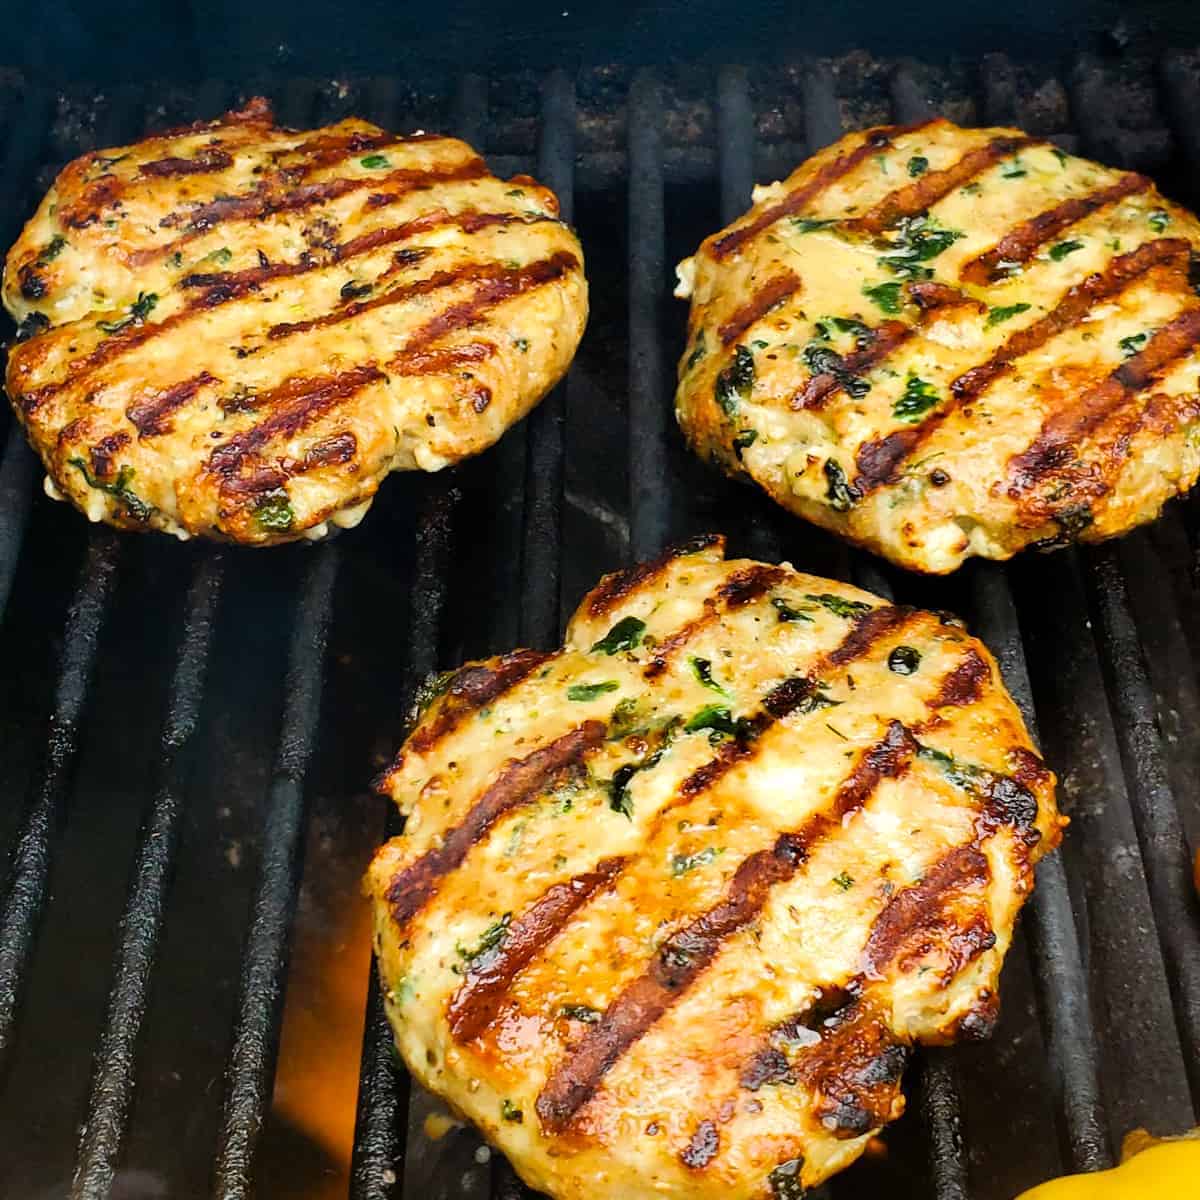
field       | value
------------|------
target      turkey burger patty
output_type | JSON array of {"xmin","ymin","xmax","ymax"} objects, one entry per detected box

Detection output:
[{"xmin": 3, "ymin": 98, "xmax": 587, "ymax": 544}]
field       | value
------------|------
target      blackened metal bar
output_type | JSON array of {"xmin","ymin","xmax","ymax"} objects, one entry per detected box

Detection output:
[
  {"xmin": 628, "ymin": 71, "xmax": 668, "ymax": 561},
  {"xmin": 0, "ymin": 84, "xmax": 144, "ymax": 1075},
  {"xmin": 71, "ymin": 554, "xmax": 225, "ymax": 1200},
  {"xmin": 0, "ymin": 532, "xmax": 122, "ymax": 1069},
  {"xmin": 351, "ymin": 483, "xmax": 459, "ymax": 1200},
  {"xmin": 0, "ymin": 87, "xmax": 70, "ymax": 625},
  {"xmin": 970, "ymin": 560, "xmax": 1113, "ymax": 1169},
  {"xmin": 519, "ymin": 70, "xmax": 574, "ymax": 647},
  {"xmin": 211, "ymin": 546, "xmax": 340, "ymax": 1200},
  {"xmin": 1081, "ymin": 545, "xmax": 1200, "ymax": 1099},
  {"xmin": 717, "ymin": 65, "xmax": 754, "ymax": 224}
]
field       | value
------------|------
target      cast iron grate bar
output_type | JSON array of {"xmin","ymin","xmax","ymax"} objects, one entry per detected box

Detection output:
[
  {"xmin": 518, "ymin": 70, "xmax": 575, "ymax": 649},
  {"xmin": 0, "ymin": 84, "xmax": 147, "ymax": 1076},
  {"xmin": 349, "ymin": 74, "xmax": 480, "ymax": 1200},
  {"xmin": 210, "ymin": 543, "xmax": 339, "ymax": 1200},
  {"xmin": 71, "ymin": 551, "xmax": 225, "ymax": 1199},
  {"xmin": 1066, "ymin": 61, "xmax": 1200, "ymax": 1104},
  {"xmin": 628, "ymin": 69, "xmax": 668, "ymax": 560},
  {"xmin": 893, "ymin": 63, "xmax": 1113, "ymax": 1175},
  {"xmin": 0, "ymin": 85, "xmax": 55, "ymax": 624}
]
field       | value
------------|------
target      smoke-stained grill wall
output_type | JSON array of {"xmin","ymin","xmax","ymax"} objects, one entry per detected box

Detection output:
[{"xmin": 0, "ymin": 47, "xmax": 1198, "ymax": 1200}]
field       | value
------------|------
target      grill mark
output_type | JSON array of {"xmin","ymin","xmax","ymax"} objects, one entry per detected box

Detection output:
[
  {"xmin": 447, "ymin": 857, "xmax": 626, "ymax": 1042},
  {"xmin": 680, "ymin": 1121, "xmax": 720, "ymax": 1169},
  {"xmin": 826, "ymin": 606, "xmax": 913, "ymax": 667},
  {"xmin": 927, "ymin": 648, "xmax": 990, "ymax": 709},
  {"xmin": 136, "ymin": 156, "xmax": 487, "ymax": 265},
  {"xmin": 407, "ymin": 649, "xmax": 554, "ymax": 758},
  {"xmin": 272, "ymin": 251, "xmax": 577, "ymax": 342},
  {"xmin": 710, "ymin": 120, "xmax": 936, "ymax": 259},
  {"xmin": 385, "ymin": 723, "xmax": 606, "ymax": 931},
  {"xmin": 89, "ymin": 432, "xmax": 130, "ymax": 478},
  {"xmin": 205, "ymin": 364, "xmax": 386, "ymax": 482},
  {"xmin": 643, "ymin": 565, "xmax": 784, "ymax": 679},
  {"xmin": 586, "ymin": 535, "xmax": 724, "ymax": 617},
  {"xmin": 717, "ymin": 270, "xmax": 801, "ymax": 345},
  {"xmin": 175, "ymin": 209, "xmax": 544, "ymax": 307},
  {"xmin": 906, "ymin": 280, "xmax": 985, "ymax": 314},
  {"xmin": 390, "ymin": 342, "xmax": 496, "ymax": 376},
  {"xmin": 862, "ymin": 844, "xmax": 991, "ymax": 977},
  {"xmin": 302, "ymin": 431, "xmax": 358, "ymax": 470},
  {"xmin": 792, "ymin": 321, "xmax": 913, "ymax": 411},
  {"xmin": 1007, "ymin": 305, "xmax": 1200, "ymax": 496},
  {"xmin": 960, "ymin": 173, "xmax": 1150, "ymax": 286},
  {"xmin": 284, "ymin": 129, "xmax": 395, "ymax": 175},
  {"xmin": 139, "ymin": 148, "xmax": 235, "ymax": 177},
  {"xmin": 126, "ymin": 371, "xmax": 217, "ymax": 437},
  {"xmin": 534, "ymin": 721, "xmax": 917, "ymax": 1133},
  {"xmin": 848, "ymin": 135, "xmax": 1039, "ymax": 235},
  {"xmin": 853, "ymin": 238, "xmax": 1192, "ymax": 492}
]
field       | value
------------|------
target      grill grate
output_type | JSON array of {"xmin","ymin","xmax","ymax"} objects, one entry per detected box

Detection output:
[{"xmin": 0, "ymin": 46, "xmax": 1197, "ymax": 1200}]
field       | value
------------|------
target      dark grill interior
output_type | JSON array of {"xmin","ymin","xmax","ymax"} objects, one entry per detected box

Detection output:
[{"xmin": 0, "ymin": 45, "xmax": 1199, "ymax": 1200}]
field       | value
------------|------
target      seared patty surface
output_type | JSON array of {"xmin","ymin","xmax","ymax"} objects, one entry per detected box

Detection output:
[
  {"xmin": 3, "ymin": 98, "xmax": 586, "ymax": 544},
  {"xmin": 365, "ymin": 535, "xmax": 1062, "ymax": 1199},
  {"xmin": 675, "ymin": 117, "xmax": 1200, "ymax": 573}
]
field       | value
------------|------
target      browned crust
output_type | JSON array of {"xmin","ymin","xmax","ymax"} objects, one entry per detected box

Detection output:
[
  {"xmin": 679, "ymin": 1121, "xmax": 720, "ymax": 1169},
  {"xmin": 384, "ymin": 722, "xmax": 606, "ymax": 930},
  {"xmin": 716, "ymin": 270, "xmax": 801, "ymax": 345},
  {"xmin": 125, "ymin": 370, "xmax": 217, "ymax": 437},
  {"xmin": 791, "ymin": 321, "xmax": 913, "ymax": 411},
  {"xmin": 710, "ymin": 121, "xmax": 935, "ymax": 260},
  {"xmin": 960, "ymin": 173, "xmax": 1150, "ymax": 286},
  {"xmin": 137, "ymin": 157, "xmax": 488, "ymax": 265},
  {"xmin": 1006, "ymin": 305, "xmax": 1200, "ymax": 501},
  {"xmin": 446, "ymin": 857, "xmax": 626, "ymax": 1042},
  {"xmin": 534, "ymin": 721, "xmax": 917, "ymax": 1133},
  {"xmin": 847, "ymin": 135, "xmax": 1039, "ymax": 235},
  {"xmin": 585, "ymin": 534, "xmax": 724, "ymax": 618},
  {"xmin": 906, "ymin": 280, "xmax": 986, "ymax": 314},
  {"xmin": 826, "ymin": 606, "xmax": 913, "ymax": 667},
  {"xmin": 926, "ymin": 649, "xmax": 990, "ymax": 709},
  {"xmin": 409, "ymin": 649, "xmax": 554, "ymax": 756},
  {"xmin": 852, "ymin": 237, "xmax": 1192, "ymax": 492},
  {"xmin": 139, "ymin": 148, "xmax": 235, "ymax": 178},
  {"xmin": 862, "ymin": 844, "xmax": 991, "ymax": 976}
]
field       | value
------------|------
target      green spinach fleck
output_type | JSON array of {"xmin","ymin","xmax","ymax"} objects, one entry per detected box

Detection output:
[
  {"xmin": 824, "ymin": 459, "xmax": 856, "ymax": 512},
  {"xmin": 96, "ymin": 291, "xmax": 158, "ymax": 335},
  {"xmin": 455, "ymin": 914, "xmax": 511, "ymax": 972},
  {"xmin": 803, "ymin": 343, "xmax": 870, "ymax": 399},
  {"xmin": 892, "ymin": 374, "xmax": 941, "ymax": 423},
  {"xmin": 1000, "ymin": 157, "xmax": 1028, "ymax": 179},
  {"xmin": 253, "ymin": 491, "xmax": 295, "ymax": 532},
  {"xmin": 567, "ymin": 681, "xmax": 619, "ymax": 702},
  {"xmin": 862, "ymin": 280, "xmax": 904, "ymax": 314},
  {"xmin": 360, "ymin": 153, "xmax": 391, "ymax": 169},
  {"xmin": 986, "ymin": 302, "xmax": 1031, "ymax": 327},
  {"xmin": 791, "ymin": 217, "xmax": 836, "ymax": 233},
  {"xmin": 1118, "ymin": 331, "xmax": 1150, "ymax": 358},
  {"xmin": 733, "ymin": 428, "xmax": 759, "ymax": 459},
  {"xmin": 879, "ymin": 215, "xmax": 963, "ymax": 279},
  {"xmin": 691, "ymin": 657, "xmax": 731, "ymax": 697},
  {"xmin": 560, "ymin": 1004, "xmax": 602, "ymax": 1023},
  {"xmin": 769, "ymin": 1157, "xmax": 807, "ymax": 1200},
  {"xmin": 513, "ymin": 337, "xmax": 529, "ymax": 352},
  {"xmin": 832, "ymin": 870, "xmax": 855, "ymax": 891},
  {"xmin": 1052, "ymin": 148, "xmax": 1069, "ymax": 168},
  {"xmin": 907, "ymin": 154, "xmax": 929, "ymax": 177},
  {"xmin": 771, "ymin": 596, "xmax": 813, "ymax": 623},
  {"xmin": 68, "ymin": 458, "xmax": 154, "ymax": 522},
  {"xmin": 685, "ymin": 330, "xmax": 707, "ymax": 370},
  {"xmin": 684, "ymin": 704, "xmax": 736, "ymax": 736},
  {"xmin": 670, "ymin": 846, "xmax": 723, "ymax": 877},
  {"xmin": 805, "ymin": 593, "xmax": 872, "ymax": 619},
  {"xmin": 1149, "ymin": 209, "xmax": 1170, "ymax": 233},
  {"xmin": 1048, "ymin": 239, "xmax": 1084, "ymax": 262},
  {"xmin": 36, "ymin": 235, "xmax": 67, "ymax": 264},
  {"xmin": 715, "ymin": 344, "xmax": 756, "ymax": 416},
  {"xmin": 591, "ymin": 616, "xmax": 646, "ymax": 656},
  {"xmin": 501, "ymin": 1099, "xmax": 523, "ymax": 1124}
]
